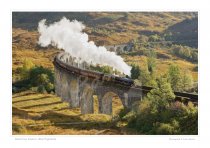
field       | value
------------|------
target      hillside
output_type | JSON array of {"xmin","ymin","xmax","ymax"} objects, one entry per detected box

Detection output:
[
  {"xmin": 164, "ymin": 17, "xmax": 198, "ymax": 47},
  {"xmin": 13, "ymin": 12, "xmax": 197, "ymax": 45}
]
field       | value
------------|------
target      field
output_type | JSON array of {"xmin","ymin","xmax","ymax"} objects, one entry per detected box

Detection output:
[{"xmin": 12, "ymin": 91, "xmax": 136, "ymax": 135}]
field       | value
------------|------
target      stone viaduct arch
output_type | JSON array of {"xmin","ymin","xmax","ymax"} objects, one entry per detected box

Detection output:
[
  {"xmin": 54, "ymin": 52, "xmax": 144, "ymax": 115},
  {"xmin": 54, "ymin": 52, "xmax": 198, "ymax": 115}
]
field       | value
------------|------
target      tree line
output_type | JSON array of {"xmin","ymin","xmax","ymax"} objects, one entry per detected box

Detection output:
[{"xmin": 130, "ymin": 56, "xmax": 195, "ymax": 93}]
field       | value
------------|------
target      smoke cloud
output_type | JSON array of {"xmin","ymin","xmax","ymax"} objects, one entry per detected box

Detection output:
[{"xmin": 38, "ymin": 17, "xmax": 131, "ymax": 76}]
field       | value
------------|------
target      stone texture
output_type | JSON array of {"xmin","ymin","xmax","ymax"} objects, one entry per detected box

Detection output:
[{"xmin": 54, "ymin": 52, "xmax": 143, "ymax": 115}]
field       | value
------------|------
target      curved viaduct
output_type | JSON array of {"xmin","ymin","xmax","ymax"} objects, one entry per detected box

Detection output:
[{"xmin": 53, "ymin": 52, "xmax": 198, "ymax": 115}]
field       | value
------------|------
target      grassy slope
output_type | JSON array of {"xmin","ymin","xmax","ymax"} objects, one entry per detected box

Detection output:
[
  {"xmin": 12, "ymin": 28, "xmax": 57, "ymax": 69},
  {"xmin": 12, "ymin": 28, "xmax": 59, "ymax": 81},
  {"xmin": 123, "ymin": 51, "xmax": 198, "ymax": 81},
  {"xmin": 77, "ymin": 12, "xmax": 196, "ymax": 45},
  {"xmin": 12, "ymin": 91, "xmax": 132, "ymax": 135},
  {"xmin": 13, "ymin": 12, "xmax": 197, "ymax": 45}
]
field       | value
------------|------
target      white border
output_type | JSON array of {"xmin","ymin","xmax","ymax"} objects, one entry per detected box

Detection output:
[{"xmin": 1, "ymin": 0, "xmax": 210, "ymax": 147}]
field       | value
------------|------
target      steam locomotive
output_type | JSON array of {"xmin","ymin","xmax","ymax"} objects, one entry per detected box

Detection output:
[{"xmin": 54, "ymin": 53, "xmax": 134, "ymax": 87}]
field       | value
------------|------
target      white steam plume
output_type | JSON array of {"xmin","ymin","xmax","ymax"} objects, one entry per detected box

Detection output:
[{"xmin": 38, "ymin": 17, "xmax": 131, "ymax": 76}]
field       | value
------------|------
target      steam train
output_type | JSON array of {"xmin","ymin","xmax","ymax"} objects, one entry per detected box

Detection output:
[
  {"xmin": 54, "ymin": 53, "xmax": 134, "ymax": 87},
  {"xmin": 54, "ymin": 53, "xmax": 198, "ymax": 103}
]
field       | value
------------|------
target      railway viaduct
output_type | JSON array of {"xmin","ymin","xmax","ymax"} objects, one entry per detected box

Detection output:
[{"xmin": 54, "ymin": 52, "xmax": 198, "ymax": 115}]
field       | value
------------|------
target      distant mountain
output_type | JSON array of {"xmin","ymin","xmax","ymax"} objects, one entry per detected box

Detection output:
[
  {"xmin": 13, "ymin": 12, "xmax": 197, "ymax": 30},
  {"xmin": 12, "ymin": 12, "xmax": 93, "ymax": 30},
  {"xmin": 164, "ymin": 17, "xmax": 198, "ymax": 48}
]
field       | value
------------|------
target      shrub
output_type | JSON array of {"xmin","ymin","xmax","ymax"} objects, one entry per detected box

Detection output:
[
  {"xmin": 182, "ymin": 71, "xmax": 194, "ymax": 91},
  {"xmin": 148, "ymin": 34, "xmax": 162, "ymax": 42},
  {"xmin": 167, "ymin": 64, "xmax": 183, "ymax": 91},
  {"xmin": 131, "ymin": 65, "xmax": 141, "ymax": 79},
  {"xmin": 147, "ymin": 57, "xmax": 156, "ymax": 73},
  {"xmin": 167, "ymin": 64, "xmax": 194, "ymax": 92},
  {"xmin": 28, "ymin": 66, "xmax": 54, "ymax": 93},
  {"xmin": 14, "ymin": 61, "xmax": 55, "ymax": 94},
  {"xmin": 29, "ymin": 66, "xmax": 54, "ymax": 86},
  {"xmin": 125, "ymin": 100, "xmax": 197, "ymax": 134},
  {"xmin": 171, "ymin": 45, "xmax": 198, "ymax": 62},
  {"xmin": 123, "ymin": 77, "xmax": 198, "ymax": 135},
  {"xmin": 142, "ymin": 49, "xmax": 156, "ymax": 58},
  {"xmin": 146, "ymin": 78, "xmax": 175, "ymax": 111},
  {"xmin": 37, "ymin": 85, "xmax": 47, "ymax": 93},
  {"xmin": 18, "ymin": 59, "xmax": 35, "ymax": 80},
  {"xmin": 118, "ymin": 108, "xmax": 130, "ymax": 119},
  {"xmin": 45, "ymin": 82, "xmax": 54, "ymax": 93},
  {"xmin": 138, "ymin": 69, "xmax": 157, "ymax": 87},
  {"xmin": 154, "ymin": 120, "xmax": 180, "ymax": 135},
  {"xmin": 178, "ymin": 102, "xmax": 198, "ymax": 134}
]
